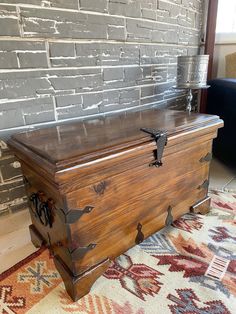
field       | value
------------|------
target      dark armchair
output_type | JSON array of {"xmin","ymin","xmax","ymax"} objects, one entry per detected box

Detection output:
[{"xmin": 206, "ymin": 78, "xmax": 236, "ymax": 167}]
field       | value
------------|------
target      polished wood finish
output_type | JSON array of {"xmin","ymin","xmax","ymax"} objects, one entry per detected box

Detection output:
[
  {"xmin": 8, "ymin": 108, "xmax": 223, "ymax": 301},
  {"xmin": 191, "ymin": 196, "xmax": 211, "ymax": 214},
  {"xmin": 54, "ymin": 256, "xmax": 110, "ymax": 301}
]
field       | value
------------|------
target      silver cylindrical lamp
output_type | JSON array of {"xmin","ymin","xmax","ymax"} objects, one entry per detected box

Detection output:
[{"xmin": 176, "ymin": 55, "xmax": 210, "ymax": 112}]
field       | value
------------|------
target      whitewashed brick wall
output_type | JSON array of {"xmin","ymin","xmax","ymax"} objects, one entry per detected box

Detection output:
[{"xmin": 0, "ymin": 0, "xmax": 203, "ymax": 215}]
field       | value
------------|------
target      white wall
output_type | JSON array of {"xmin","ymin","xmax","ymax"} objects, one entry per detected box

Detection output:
[{"xmin": 213, "ymin": 43, "xmax": 236, "ymax": 78}]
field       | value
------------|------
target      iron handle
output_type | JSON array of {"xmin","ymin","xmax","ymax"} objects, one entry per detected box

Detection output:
[{"xmin": 30, "ymin": 192, "xmax": 54, "ymax": 228}]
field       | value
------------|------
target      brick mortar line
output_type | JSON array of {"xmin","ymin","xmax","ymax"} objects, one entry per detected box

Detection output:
[
  {"xmin": 0, "ymin": 170, "xmax": 4, "ymax": 184},
  {"xmin": 0, "ymin": 94, "xmax": 186, "ymax": 134},
  {"xmin": 44, "ymin": 40, "xmax": 51, "ymax": 68},
  {"xmin": 0, "ymin": 4, "xmax": 202, "ymax": 32},
  {"xmin": 0, "ymin": 177, "xmax": 23, "ymax": 185},
  {"xmin": 0, "ymin": 63, "xmax": 180, "ymax": 74},
  {"xmin": 0, "ymin": 83, "xmax": 184, "ymax": 108},
  {"xmin": 0, "ymin": 80, "xmax": 178, "ymax": 101},
  {"xmin": 0, "ymin": 2, "xmax": 203, "ymax": 16},
  {"xmin": 0, "ymin": 86, "xmax": 182, "ymax": 108},
  {"xmin": 0, "ymin": 37, "xmax": 200, "ymax": 48}
]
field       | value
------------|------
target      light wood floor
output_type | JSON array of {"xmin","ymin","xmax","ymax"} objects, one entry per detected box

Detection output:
[{"xmin": 0, "ymin": 158, "xmax": 235, "ymax": 274}]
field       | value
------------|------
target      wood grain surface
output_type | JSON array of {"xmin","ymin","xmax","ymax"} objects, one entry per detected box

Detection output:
[{"xmin": 8, "ymin": 108, "xmax": 223, "ymax": 301}]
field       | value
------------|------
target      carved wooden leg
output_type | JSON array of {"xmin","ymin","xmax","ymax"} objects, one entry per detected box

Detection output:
[
  {"xmin": 190, "ymin": 196, "xmax": 211, "ymax": 214},
  {"xmin": 54, "ymin": 255, "xmax": 111, "ymax": 301},
  {"xmin": 29, "ymin": 224, "xmax": 45, "ymax": 248}
]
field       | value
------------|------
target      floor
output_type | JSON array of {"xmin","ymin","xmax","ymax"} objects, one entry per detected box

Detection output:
[{"xmin": 0, "ymin": 158, "xmax": 236, "ymax": 275}]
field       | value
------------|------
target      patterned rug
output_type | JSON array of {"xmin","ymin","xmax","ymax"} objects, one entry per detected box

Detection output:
[{"xmin": 1, "ymin": 190, "xmax": 236, "ymax": 314}]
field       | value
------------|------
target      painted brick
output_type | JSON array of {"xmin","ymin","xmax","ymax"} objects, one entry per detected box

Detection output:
[
  {"xmin": 49, "ymin": 71, "xmax": 103, "ymax": 92},
  {"xmin": 0, "ymin": 157, "xmax": 22, "ymax": 181},
  {"xmin": 142, "ymin": 8, "xmax": 157, "ymax": 20},
  {"xmin": 0, "ymin": 40, "xmax": 45, "ymax": 51},
  {"xmin": 0, "ymin": 97, "xmax": 55, "ymax": 128},
  {"xmin": 0, "ymin": 178, "xmax": 24, "ymax": 192},
  {"xmin": 79, "ymin": 0, "xmax": 108, "ymax": 13},
  {"xmin": 107, "ymin": 25, "xmax": 125, "ymax": 41},
  {"xmin": 0, "ymin": 0, "xmax": 78, "ymax": 9},
  {"xmin": 82, "ymin": 93, "xmax": 103, "ymax": 108},
  {"xmin": 0, "ymin": 108, "xmax": 25, "ymax": 129},
  {"xmin": 109, "ymin": 1, "xmax": 141, "ymax": 18},
  {"xmin": 21, "ymin": 7, "xmax": 125, "ymax": 40},
  {"xmin": 141, "ymin": 94, "xmax": 163, "ymax": 105},
  {"xmin": 18, "ymin": 52, "xmax": 48, "ymax": 68},
  {"xmin": 0, "ymin": 52, "xmax": 18, "ymax": 69},
  {"xmin": 124, "ymin": 67, "xmax": 143, "ymax": 82},
  {"xmin": 103, "ymin": 68, "xmax": 123, "ymax": 81},
  {"xmin": 24, "ymin": 105, "xmax": 55, "ymax": 125},
  {"xmin": 0, "ymin": 5, "xmax": 20, "ymax": 36},
  {"xmin": 55, "ymin": 94, "xmax": 82, "ymax": 107},
  {"xmin": 102, "ymin": 90, "xmax": 120, "ymax": 107},
  {"xmin": 49, "ymin": 43, "xmax": 75, "ymax": 58},
  {"xmin": 0, "ymin": 76, "xmax": 52, "ymax": 98},
  {"xmin": 50, "ymin": 43, "xmax": 140, "ymax": 67},
  {"xmin": 9, "ymin": 199, "xmax": 28, "ymax": 213},
  {"xmin": 119, "ymin": 88, "xmax": 140, "ymax": 103},
  {"xmin": 0, "ymin": 140, "xmax": 10, "ymax": 158},
  {"xmin": 57, "ymin": 104, "xmax": 99, "ymax": 120}
]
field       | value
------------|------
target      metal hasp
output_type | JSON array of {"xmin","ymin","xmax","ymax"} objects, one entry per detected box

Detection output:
[{"xmin": 140, "ymin": 128, "xmax": 168, "ymax": 167}]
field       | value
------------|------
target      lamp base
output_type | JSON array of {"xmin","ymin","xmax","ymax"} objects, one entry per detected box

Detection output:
[{"xmin": 186, "ymin": 89, "xmax": 193, "ymax": 113}]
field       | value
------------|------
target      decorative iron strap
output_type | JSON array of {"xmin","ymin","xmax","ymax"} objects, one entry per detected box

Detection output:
[
  {"xmin": 140, "ymin": 128, "xmax": 168, "ymax": 167},
  {"xmin": 57, "ymin": 206, "xmax": 94, "ymax": 224},
  {"xmin": 135, "ymin": 223, "xmax": 144, "ymax": 244}
]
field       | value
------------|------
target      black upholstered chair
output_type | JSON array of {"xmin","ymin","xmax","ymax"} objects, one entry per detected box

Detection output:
[{"xmin": 206, "ymin": 78, "xmax": 236, "ymax": 167}]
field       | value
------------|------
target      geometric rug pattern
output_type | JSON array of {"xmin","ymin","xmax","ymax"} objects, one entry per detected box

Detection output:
[{"xmin": 0, "ymin": 190, "xmax": 236, "ymax": 313}]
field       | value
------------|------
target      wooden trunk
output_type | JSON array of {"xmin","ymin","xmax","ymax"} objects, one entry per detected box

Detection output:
[{"xmin": 8, "ymin": 108, "xmax": 223, "ymax": 301}]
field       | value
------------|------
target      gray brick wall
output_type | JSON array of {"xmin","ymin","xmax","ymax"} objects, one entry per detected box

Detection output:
[{"xmin": 0, "ymin": 0, "xmax": 203, "ymax": 215}]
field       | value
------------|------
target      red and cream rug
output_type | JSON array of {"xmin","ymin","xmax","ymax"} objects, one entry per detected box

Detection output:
[{"xmin": 1, "ymin": 190, "xmax": 236, "ymax": 313}]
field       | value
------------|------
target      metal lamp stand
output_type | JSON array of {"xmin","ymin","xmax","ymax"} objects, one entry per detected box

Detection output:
[
  {"xmin": 186, "ymin": 88, "xmax": 193, "ymax": 113},
  {"xmin": 174, "ymin": 86, "xmax": 210, "ymax": 113},
  {"xmin": 175, "ymin": 55, "xmax": 210, "ymax": 113}
]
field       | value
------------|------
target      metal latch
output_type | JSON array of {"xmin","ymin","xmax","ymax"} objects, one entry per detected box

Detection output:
[{"xmin": 140, "ymin": 128, "xmax": 168, "ymax": 167}]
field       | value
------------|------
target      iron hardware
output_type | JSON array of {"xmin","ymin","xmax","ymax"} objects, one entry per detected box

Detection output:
[
  {"xmin": 23, "ymin": 175, "xmax": 31, "ymax": 187},
  {"xmin": 135, "ymin": 223, "xmax": 144, "ymax": 244},
  {"xmin": 30, "ymin": 192, "xmax": 53, "ymax": 228},
  {"xmin": 58, "ymin": 205, "xmax": 94, "ymax": 224},
  {"xmin": 140, "ymin": 128, "xmax": 167, "ymax": 167},
  {"xmin": 198, "ymin": 179, "xmax": 209, "ymax": 190},
  {"xmin": 70, "ymin": 243, "xmax": 97, "ymax": 261},
  {"xmin": 165, "ymin": 206, "xmax": 173, "ymax": 226},
  {"xmin": 200, "ymin": 152, "xmax": 212, "ymax": 163}
]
